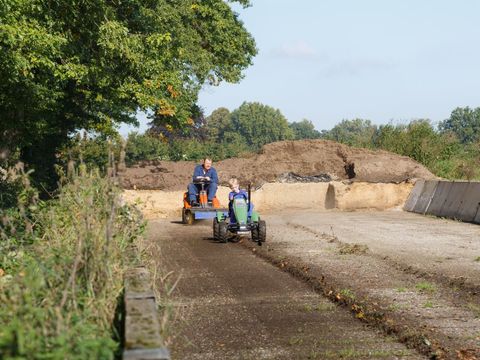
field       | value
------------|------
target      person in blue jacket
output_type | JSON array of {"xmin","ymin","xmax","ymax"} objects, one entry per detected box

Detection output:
[
  {"xmin": 228, "ymin": 178, "xmax": 253, "ymax": 222},
  {"xmin": 188, "ymin": 157, "xmax": 218, "ymax": 205}
]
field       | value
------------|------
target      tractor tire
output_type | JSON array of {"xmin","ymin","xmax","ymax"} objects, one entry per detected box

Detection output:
[
  {"xmin": 218, "ymin": 221, "xmax": 228, "ymax": 243},
  {"xmin": 251, "ymin": 226, "xmax": 259, "ymax": 242},
  {"xmin": 182, "ymin": 209, "xmax": 194, "ymax": 225},
  {"xmin": 213, "ymin": 217, "xmax": 220, "ymax": 240},
  {"xmin": 258, "ymin": 220, "xmax": 266, "ymax": 243}
]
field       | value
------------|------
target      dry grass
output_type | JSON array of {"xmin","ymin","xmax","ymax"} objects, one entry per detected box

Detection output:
[{"xmin": 0, "ymin": 164, "xmax": 145, "ymax": 358}]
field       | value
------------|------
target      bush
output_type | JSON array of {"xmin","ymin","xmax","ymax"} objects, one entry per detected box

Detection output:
[
  {"xmin": 0, "ymin": 167, "xmax": 144, "ymax": 359},
  {"xmin": 59, "ymin": 134, "xmax": 122, "ymax": 172}
]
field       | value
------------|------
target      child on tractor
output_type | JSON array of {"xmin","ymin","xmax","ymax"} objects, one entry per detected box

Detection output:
[{"xmin": 228, "ymin": 178, "xmax": 253, "ymax": 223}]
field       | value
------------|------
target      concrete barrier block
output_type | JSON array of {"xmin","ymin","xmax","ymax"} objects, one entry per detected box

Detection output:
[
  {"xmin": 457, "ymin": 182, "xmax": 480, "ymax": 223},
  {"xmin": 475, "ymin": 207, "xmax": 480, "ymax": 224},
  {"xmin": 426, "ymin": 181, "xmax": 453, "ymax": 216},
  {"xmin": 412, "ymin": 180, "xmax": 438, "ymax": 214},
  {"xmin": 403, "ymin": 179, "xmax": 425, "ymax": 212},
  {"xmin": 438, "ymin": 182, "xmax": 470, "ymax": 218}
]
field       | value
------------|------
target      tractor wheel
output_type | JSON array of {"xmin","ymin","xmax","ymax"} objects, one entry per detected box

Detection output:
[
  {"xmin": 258, "ymin": 220, "xmax": 266, "ymax": 243},
  {"xmin": 251, "ymin": 226, "xmax": 259, "ymax": 242},
  {"xmin": 182, "ymin": 209, "xmax": 194, "ymax": 225},
  {"xmin": 213, "ymin": 218, "xmax": 220, "ymax": 240},
  {"xmin": 218, "ymin": 221, "xmax": 228, "ymax": 243}
]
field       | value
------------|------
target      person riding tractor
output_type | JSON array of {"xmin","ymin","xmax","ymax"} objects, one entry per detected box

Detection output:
[
  {"xmin": 188, "ymin": 157, "xmax": 218, "ymax": 206},
  {"xmin": 213, "ymin": 178, "xmax": 266, "ymax": 245},
  {"xmin": 182, "ymin": 157, "xmax": 225, "ymax": 224}
]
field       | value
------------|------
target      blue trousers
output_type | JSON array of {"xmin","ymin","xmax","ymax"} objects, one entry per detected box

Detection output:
[{"xmin": 188, "ymin": 182, "xmax": 218, "ymax": 202}]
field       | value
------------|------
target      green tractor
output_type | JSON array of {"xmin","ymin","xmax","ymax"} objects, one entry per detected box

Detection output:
[{"xmin": 213, "ymin": 185, "xmax": 266, "ymax": 245}]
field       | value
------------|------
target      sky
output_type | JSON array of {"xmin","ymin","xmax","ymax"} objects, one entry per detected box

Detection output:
[{"xmin": 121, "ymin": 0, "xmax": 480, "ymax": 135}]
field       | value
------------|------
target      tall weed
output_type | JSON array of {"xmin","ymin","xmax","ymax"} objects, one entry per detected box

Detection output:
[{"xmin": 0, "ymin": 165, "xmax": 144, "ymax": 359}]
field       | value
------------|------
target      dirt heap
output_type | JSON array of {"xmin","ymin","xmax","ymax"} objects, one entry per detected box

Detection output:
[{"xmin": 120, "ymin": 139, "xmax": 436, "ymax": 190}]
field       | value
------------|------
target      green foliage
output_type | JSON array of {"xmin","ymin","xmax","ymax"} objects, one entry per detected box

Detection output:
[
  {"xmin": 230, "ymin": 102, "xmax": 294, "ymax": 149},
  {"xmin": 0, "ymin": 168, "xmax": 144, "ymax": 359},
  {"xmin": 206, "ymin": 107, "xmax": 232, "ymax": 140},
  {"xmin": 125, "ymin": 132, "xmax": 170, "ymax": 164},
  {"xmin": 415, "ymin": 282, "xmax": 436, "ymax": 293},
  {"xmin": 374, "ymin": 120, "xmax": 460, "ymax": 167},
  {"xmin": 321, "ymin": 116, "xmax": 480, "ymax": 181},
  {"xmin": 439, "ymin": 107, "xmax": 480, "ymax": 144},
  {"xmin": 0, "ymin": 0, "xmax": 257, "ymax": 190},
  {"xmin": 289, "ymin": 119, "xmax": 321, "ymax": 140},
  {"xmin": 61, "ymin": 134, "xmax": 120, "ymax": 171},
  {"xmin": 167, "ymin": 137, "xmax": 250, "ymax": 161},
  {"xmin": 322, "ymin": 118, "xmax": 376, "ymax": 148}
]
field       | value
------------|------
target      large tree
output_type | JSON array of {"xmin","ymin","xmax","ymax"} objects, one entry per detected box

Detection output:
[
  {"xmin": 321, "ymin": 118, "xmax": 377, "ymax": 148},
  {"xmin": 205, "ymin": 107, "xmax": 232, "ymax": 141},
  {"xmin": 0, "ymin": 0, "xmax": 256, "ymax": 189},
  {"xmin": 439, "ymin": 107, "xmax": 480, "ymax": 144},
  {"xmin": 229, "ymin": 102, "xmax": 294, "ymax": 149},
  {"xmin": 289, "ymin": 119, "xmax": 321, "ymax": 140}
]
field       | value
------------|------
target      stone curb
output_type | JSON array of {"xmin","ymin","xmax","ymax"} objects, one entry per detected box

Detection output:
[{"xmin": 123, "ymin": 267, "xmax": 170, "ymax": 360}]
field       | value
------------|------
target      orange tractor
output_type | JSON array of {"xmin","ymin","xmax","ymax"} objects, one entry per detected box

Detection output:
[{"xmin": 182, "ymin": 178, "xmax": 226, "ymax": 225}]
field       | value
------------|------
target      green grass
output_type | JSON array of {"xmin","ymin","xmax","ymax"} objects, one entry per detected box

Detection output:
[
  {"xmin": 415, "ymin": 281, "xmax": 436, "ymax": 293},
  {"xmin": 423, "ymin": 301, "xmax": 434, "ymax": 308},
  {"xmin": 0, "ymin": 166, "xmax": 145, "ymax": 358},
  {"xmin": 339, "ymin": 288, "xmax": 356, "ymax": 300}
]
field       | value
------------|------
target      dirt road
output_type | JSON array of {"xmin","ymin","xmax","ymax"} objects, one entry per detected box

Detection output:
[{"xmin": 148, "ymin": 220, "xmax": 423, "ymax": 359}]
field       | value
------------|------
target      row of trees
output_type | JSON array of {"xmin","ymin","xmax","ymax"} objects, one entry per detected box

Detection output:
[
  {"xmin": 119, "ymin": 104, "xmax": 480, "ymax": 180},
  {"xmin": 63, "ymin": 103, "xmax": 478, "ymax": 181},
  {"xmin": 321, "ymin": 108, "xmax": 480, "ymax": 179},
  {"xmin": 61, "ymin": 102, "xmax": 322, "ymax": 166},
  {"xmin": 204, "ymin": 102, "xmax": 320, "ymax": 149},
  {"xmin": 150, "ymin": 101, "xmax": 320, "ymax": 149}
]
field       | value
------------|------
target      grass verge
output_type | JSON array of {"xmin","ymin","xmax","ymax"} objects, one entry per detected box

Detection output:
[{"xmin": 0, "ymin": 165, "xmax": 145, "ymax": 359}]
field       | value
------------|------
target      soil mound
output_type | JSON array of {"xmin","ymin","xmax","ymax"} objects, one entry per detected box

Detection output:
[{"xmin": 120, "ymin": 139, "xmax": 435, "ymax": 190}]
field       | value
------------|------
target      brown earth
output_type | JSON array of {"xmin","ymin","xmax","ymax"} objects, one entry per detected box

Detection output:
[
  {"xmin": 149, "ymin": 219, "xmax": 423, "ymax": 360},
  {"xmin": 243, "ymin": 210, "xmax": 480, "ymax": 359},
  {"xmin": 146, "ymin": 210, "xmax": 480, "ymax": 360},
  {"xmin": 120, "ymin": 140, "xmax": 435, "ymax": 190}
]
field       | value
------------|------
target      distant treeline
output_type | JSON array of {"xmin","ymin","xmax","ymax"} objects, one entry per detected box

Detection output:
[{"xmin": 65, "ymin": 102, "xmax": 480, "ymax": 181}]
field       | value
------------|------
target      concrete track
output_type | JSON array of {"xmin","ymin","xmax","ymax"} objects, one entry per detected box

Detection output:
[{"xmin": 148, "ymin": 220, "xmax": 423, "ymax": 360}]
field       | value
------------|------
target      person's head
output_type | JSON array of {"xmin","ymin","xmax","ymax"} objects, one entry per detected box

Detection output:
[
  {"xmin": 228, "ymin": 178, "xmax": 239, "ymax": 191},
  {"xmin": 202, "ymin": 157, "xmax": 212, "ymax": 170}
]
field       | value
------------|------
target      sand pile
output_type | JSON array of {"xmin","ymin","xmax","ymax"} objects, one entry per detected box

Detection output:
[{"xmin": 120, "ymin": 139, "xmax": 435, "ymax": 190}]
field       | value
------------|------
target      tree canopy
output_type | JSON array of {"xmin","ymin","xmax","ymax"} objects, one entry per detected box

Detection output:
[
  {"xmin": 439, "ymin": 107, "xmax": 480, "ymax": 144},
  {"xmin": 229, "ymin": 102, "xmax": 294, "ymax": 149},
  {"xmin": 321, "ymin": 118, "xmax": 377, "ymax": 148},
  {"xmin": 289, "ymin": 119, "xmax": 321, "ymax": 140},
  {"xmin": 0, "ymin": 0, "xmax": 257, "ymax": 188}
]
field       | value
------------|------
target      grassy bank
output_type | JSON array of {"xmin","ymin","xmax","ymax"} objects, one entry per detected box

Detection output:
[{"xmin": 0, "ymin": 165, "xmax": 145, "ymax": 359}]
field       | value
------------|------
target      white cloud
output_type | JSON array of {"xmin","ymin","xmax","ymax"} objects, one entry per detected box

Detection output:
[{"xmin": 271, "ymin": 40, "xmax": 322, "ymax": 60}]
